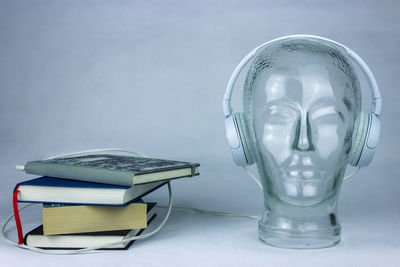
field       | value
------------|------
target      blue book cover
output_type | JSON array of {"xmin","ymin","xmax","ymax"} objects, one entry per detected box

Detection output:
[
  {"xmin": 17, "ymin": 176, "xmax": 131, "ymax": 189},
  {"xmin": 15, "ymin": 176, "xmax": 166, "ymax": 206}
]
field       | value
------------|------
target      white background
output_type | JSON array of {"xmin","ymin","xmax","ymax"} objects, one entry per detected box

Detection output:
[{"xmin": 0, "ymin": 1, "xmax": 399, "ymax": 266}]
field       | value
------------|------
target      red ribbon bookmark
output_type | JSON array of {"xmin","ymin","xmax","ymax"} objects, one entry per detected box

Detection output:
[{"xmin": 12, "ymin": 185, "xmax": 24, "ymax": 245}]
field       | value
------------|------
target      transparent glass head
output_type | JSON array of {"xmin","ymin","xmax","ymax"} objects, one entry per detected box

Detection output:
[{"xmin": 243, "ymin": 38, "xmax": 361, "ymax": 248}]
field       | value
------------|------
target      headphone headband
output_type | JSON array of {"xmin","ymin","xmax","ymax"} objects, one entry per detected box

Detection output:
[{"xmin": 222, "ymin": 34, "xmax": 382, "ymax": 117}]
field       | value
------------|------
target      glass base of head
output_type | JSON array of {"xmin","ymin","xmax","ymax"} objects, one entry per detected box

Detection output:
[{"xmin": 258, "ymin": 222, "xmax": 341, "ymax": 249}]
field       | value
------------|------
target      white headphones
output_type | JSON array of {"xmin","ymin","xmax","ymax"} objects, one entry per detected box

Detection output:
[{"xmin": 223, "ymin": 34, "xmax": 382, "ymax": 167}]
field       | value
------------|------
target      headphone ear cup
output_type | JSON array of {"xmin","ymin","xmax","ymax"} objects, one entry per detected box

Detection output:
[
  {"xmin": 234, "ymin": 113, "xmax": 255, "ymax": 165},
  {"xmin": 349, "ymin": 112, "xmax": 369, "ymax": 166}
]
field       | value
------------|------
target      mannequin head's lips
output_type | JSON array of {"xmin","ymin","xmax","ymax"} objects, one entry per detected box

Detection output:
[{"xmin": 280, "ymin": 169, "xmax": 328, "ymax": 181}]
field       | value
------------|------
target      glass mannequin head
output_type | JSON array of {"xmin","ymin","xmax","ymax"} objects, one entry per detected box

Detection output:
[
  {"xmin": 244, "ymin": 38, "xmax": 361, "ymax": 206},
  {"xmin": 243, "ymin": 37, "xmax": 361, "ymax": 248}
]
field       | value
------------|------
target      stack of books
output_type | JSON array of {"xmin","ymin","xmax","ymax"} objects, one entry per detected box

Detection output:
[{"xmin": 14, "ymin": 154, "xmax": 200, "ymax": 250}]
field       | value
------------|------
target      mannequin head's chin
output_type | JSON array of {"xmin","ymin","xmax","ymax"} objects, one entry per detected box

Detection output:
[
  {"xmin": 276, "ymin": 193, "xmax": 330, "ymax": 207},
  {"xmin": 264, "ymin": 169, "xmax": 338, "ymax": 206}
]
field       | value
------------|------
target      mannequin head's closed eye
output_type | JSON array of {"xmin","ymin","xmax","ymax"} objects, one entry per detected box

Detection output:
[{"xmin": 243, "ymin": 39, "xmax": 361, "ymax": 206}]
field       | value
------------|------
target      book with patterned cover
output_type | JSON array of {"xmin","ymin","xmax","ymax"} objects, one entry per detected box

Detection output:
[{"xmin": 23, "ymin": 154, "xmax": 200, "ymax": 186}]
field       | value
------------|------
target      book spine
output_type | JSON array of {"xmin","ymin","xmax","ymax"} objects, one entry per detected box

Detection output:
[{"xmin": 24, "ymin": 162, "xmax": 134, "ymax": 186}]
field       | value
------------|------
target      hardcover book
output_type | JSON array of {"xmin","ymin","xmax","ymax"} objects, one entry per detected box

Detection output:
[
  {"xmin": 43, "ymin": 202, "xmax": 148, "ymax": 235},
  {"xmin": 25, "ymin": 204, "xmax": 157, "ymax": 250},
  {"xmin": 15, "ymin": 176, "xmax": 166, "ymax": 205},
  {"xmin": 23, "ymin": 154, "xmax": 200, "ymax": 186}
]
